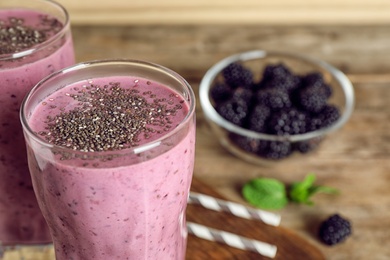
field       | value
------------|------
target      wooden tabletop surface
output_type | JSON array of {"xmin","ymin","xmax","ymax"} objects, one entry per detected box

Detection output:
[
  {"xmin": 58, "ymin": 0, "xmax": 390, "ymax": 25},
  {"xmin": 13, "ymin": 23, "xmax": 384, "ymax": 260}
]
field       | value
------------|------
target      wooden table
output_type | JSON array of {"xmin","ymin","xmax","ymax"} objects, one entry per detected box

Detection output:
[{"xmin": 70, "ymin": 24, "xmax": 389, "ymax": 260}]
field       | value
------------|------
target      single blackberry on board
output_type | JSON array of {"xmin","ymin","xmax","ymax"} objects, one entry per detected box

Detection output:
[
  {"xmin": 319, "ymin": 214, "xmax": 352, "ymax": 246},
  {"xmin": 256, "ymin": 87, "xmax": 292, "ymax": 111},
  {"xmin": 216, "ymin": 98, "xmax": 249, "ymax": 126},
  {"xmin": 222, "ymin": 62, "xmax": 254, "ymax": 88},
  {"xmin": 210, "ymin": 82, "xmax": 232, "ymax": 103}
]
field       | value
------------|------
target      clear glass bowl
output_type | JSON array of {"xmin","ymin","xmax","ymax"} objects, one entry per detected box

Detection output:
[{"xmin": 199, "ymin": 50, "xmax": 355, "ymax": 165}]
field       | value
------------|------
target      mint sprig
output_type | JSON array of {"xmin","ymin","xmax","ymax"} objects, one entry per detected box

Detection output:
[
  {"xmin": 242, "ymin": 173, "xmax": 338, "ymax": 210},
  {"xmin": 289, "ymin": 173, "xmax": 338, "ymax": 205},
  {"xmin": 242, "ymin": 178, "xmax": 288, "ymax": 210}
]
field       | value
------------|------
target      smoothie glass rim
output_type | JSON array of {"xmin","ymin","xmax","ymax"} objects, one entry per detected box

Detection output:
[
  {"xmin": 20, "ymin": 59, "xmax": 196, "ymax": 156},
  {"xmin": 0, "ymin": 0, "xmax": 71, "ymax": 61}
]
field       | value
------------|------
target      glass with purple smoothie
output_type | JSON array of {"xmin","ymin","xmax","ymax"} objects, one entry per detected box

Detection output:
[
  {"xmin": 0, "ymin": 0, "xmax": 75, "ymax": 246},
  {"xmin": 20, "ymin": 60, "xmax": 196, "ymax": 259}
]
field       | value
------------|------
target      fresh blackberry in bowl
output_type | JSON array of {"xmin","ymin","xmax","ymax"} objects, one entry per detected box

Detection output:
[
  {"xmin": 216, "ymin": 98, "xmax": 249, "ymax": 126},
  {"xmin": 308, "ymin": 104, "xmax": 341, "ymax": 131},
  {"xmin": 246, "ymin": 104, "xmax": 271, "ymax": 133},
  {"xmin": 210, "ymin": 82, "xmax": 232, "ymax": 103},
  {"xmin": 256, "ymin": 87, "xmax": 292, "ymax": 111},
  {"xmin": 319, "ymin": 214, "xmax": 352, "ymax": 246},
  {"xmin": 229, "ymin": 133, "xmax": 265, "ymax": 154},
  {"xmin": 205, "ymin": 55, "xmax": 351, "ymax": 163},
  {"xmin": 319, "ymin": 104, "xmax": 341, "ymax": 128},
  {"xmin": 294, "ymin": 72, "xmax": 333, "ymax": 113},
  {"xmin": 262, "ymin": 63, "xmax": 292, "ymax": 82},
  {"xmin": 302, "ymin": 72, "xmax": 332, "ymax": 98},
  {"xmin": 257, "ymin": 140, "xmax": 292, "ymax": 160},
  {"xmin": 222, "ymin": 62, "xmax": 254, "ymax": 88},
  {"xmin": 296, "ymin": 85, "xmax": 328, "ymax": 113},
  {"xmin": 267, "ymin": 108, "xmax": 308, "ymax": 135},
  {"xmin": 232, "ymin": 87, "xmax": 254, "ymax": 106},
  {"xmin": 260, "ymin": 63, "xmax": 298, "ymax": 91}
]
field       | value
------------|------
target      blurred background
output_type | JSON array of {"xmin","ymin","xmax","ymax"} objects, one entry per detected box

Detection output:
[{"xmin": 57, "ymin": 0, "xmax": 390, "ymax": 78}]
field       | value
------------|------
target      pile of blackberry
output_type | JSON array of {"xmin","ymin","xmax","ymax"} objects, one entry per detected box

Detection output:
[{"xmin": 210, "ymin": 62, "xmax": 340, "ymax": 160}]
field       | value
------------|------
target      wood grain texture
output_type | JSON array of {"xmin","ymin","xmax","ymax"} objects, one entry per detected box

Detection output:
[
  {"xmin": 71, "ymin": 25, "xmax": 390, "ymax": 75},
  {"xmin": 57, "ymin": 0, "xmax": 390, "ymax": 25}
]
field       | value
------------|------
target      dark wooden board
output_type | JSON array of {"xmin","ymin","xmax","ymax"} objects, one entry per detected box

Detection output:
[{"xmin": 187, "ymin": 177, "xmax": 325, "ymax": 260}]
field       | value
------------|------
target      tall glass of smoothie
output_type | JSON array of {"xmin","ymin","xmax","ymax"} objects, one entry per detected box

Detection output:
[
  {"xmin": 20, "ymin": 60, "xmax": 196, "ymax": 259},
  {"xmin": 0, "ymin": 0, "xmax": 75, "ymax": 246}
]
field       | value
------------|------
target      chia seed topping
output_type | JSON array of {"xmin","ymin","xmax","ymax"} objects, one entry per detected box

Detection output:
[
  {"xmin": 0, "ymin": 15, "xmax": 62, "ymax": 55},
  {"xmin": 39, "ymin": 81, "xmax": 184, "ymax": 152}
]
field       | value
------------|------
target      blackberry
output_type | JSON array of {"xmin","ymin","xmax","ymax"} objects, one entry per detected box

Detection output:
[
  {"xmin": 319, "ymin": 214, "xmax": 352, "ymax": 246},
  {"xmin": 246, "ymin": 104, "xmax": 271, "ymax": 133},
  {"xmin": 319, "ymin": 105, "xmax": 340, "ymax": 128},
  {"xmin": 261, "ymin": 63, "xmax": 301, "ymax": 92},
  {"xmin": 229, "ymin": 133, "xmax": 265, "ymax": 154},
  {"xmin": 302, "ymin": 72, "xmax": 332, "ymax": 98},
  {"xmin": 294, "ymin": 137, "xmax": 323, "ymax": 153},
  {"xmin": 210, "ymin": 82, "xmax": 232, "ymax": 103},
  {"xmin": 232, "ymin": 87, "xmax": 254, "ymax": 105},
  {"xmin": 257, "ymin": 140, "xmax": 292, "ymax": 160},
  {"xmin": 256, "ymin": 88, "xmax": 292, "ymax": 111},
  {"xmin": 263, "ymin": 73, "xmax": 301, "ymax": 93},
  {"xmin": 307, "ymin": 104, "xmax": 340, "ymax": 131},
  {"xmin": 297, "ymin": 85, "xmax": 328, "ymax": 113},
  {"xmin": 294, "ymin": 72, "xmax": 333, "ymax": 113},
  {"xmin": 307, "ymin": 117, "xmax": 323, "ymax": 132},
  {"xmin": 222, "ymin": 62, "xmax": 254, "ymax": 88},
  {"xmin": 267, "ymin": 108, "xmax": 307, "ymax": 135},
  {"xmin": 216, "ymin": 99, "xmax": 249, "ymax": 126},
  {"xmin": 262, "ymin": 63, "xmax": 292, "ymax": 82}
]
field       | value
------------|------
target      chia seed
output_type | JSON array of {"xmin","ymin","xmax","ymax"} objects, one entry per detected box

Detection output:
[
  {"xmin": 0, "ymin": 15, "xmax": 62, "ymax": 55},
  {"xmin": 40, "ymin": 82, "xmax": 184, "ymax": 152}
]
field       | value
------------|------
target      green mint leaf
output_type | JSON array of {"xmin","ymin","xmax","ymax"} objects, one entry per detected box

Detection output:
[
  {"xmin": 242, "ymin": 178, "xmax": 288, "ymax": 210},
  {"xmin": 289, "ymin": 173, "xmax": 316, "ymax": 204},
  {"xmin": 289, "ymin": 173, "xmax": 339, "ymax": 205}
]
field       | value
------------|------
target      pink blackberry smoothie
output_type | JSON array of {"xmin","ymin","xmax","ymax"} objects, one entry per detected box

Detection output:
[
  {"xmin": 21, "ymin": 61, "xmax": 196, "ymax": 259},
  {"xmin": 0, "ymin": 1, "xmax": 75, "ymax": 245}
]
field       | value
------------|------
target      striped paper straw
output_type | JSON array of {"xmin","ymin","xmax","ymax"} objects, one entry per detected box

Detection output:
[
  {"xmin": 188, "ymin": 192, "xmax": 281, "ymax": 226},
  {"xmin": 187, "ymin": 222, "xmax": 277, "ymax": 258}
]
